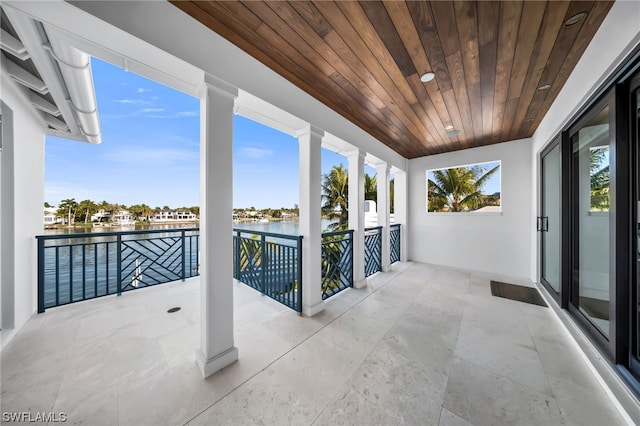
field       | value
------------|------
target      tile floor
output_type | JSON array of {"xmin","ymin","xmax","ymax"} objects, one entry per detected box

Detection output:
[{"xmin": 0, "ymin": 262, "xmax": 631, "ymax": 425}]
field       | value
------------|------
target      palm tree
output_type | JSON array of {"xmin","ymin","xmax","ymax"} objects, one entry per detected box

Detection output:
[
  {"xmin": 364, "ymin": 173, "xmax": 377, "ymax": 203},
  {"xmin": 76, "ymin": 199, "xmax": 98, "ymax": 223},
  {"xmin": 58, "ymin": 198, "xmax": 78, "ymax": 225},
  {"xmin": 321, "ymin": 164, "xmax": 349, "ymax": 230},
  {"xmin": 428, "ymin": 164, "xmax": 500, "ymax": 212}
]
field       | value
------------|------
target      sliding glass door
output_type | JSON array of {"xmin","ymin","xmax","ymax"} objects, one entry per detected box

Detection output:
[
  {"xmin": 630, "ymin": 74, "xmax": 640, "ymax": 376},
  {"xmin": 540, "ymin": 138, "xmax": 561, "ymax": 296},
  {"xmin": 569, "ymin": 92, "xmax": 614, "ymax": 351}
]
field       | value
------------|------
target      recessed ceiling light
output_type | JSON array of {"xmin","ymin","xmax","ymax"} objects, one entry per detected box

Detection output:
[
  {"xmin": 420, "ymin": 72, "xmax": 435, "ymax": 83},
  {"xmin": 446, "ymin": 130, "xmax": 460, "ymax": 137},
  {"xmin": 564, "ymin": 12, "xmax": 587, "ymax": 26},
  {"xmin": 537, "ymin": 84, "xmax": 551, "ymax": 91},
  {"xmin": 445, "ymin": 124, "xmax": 454, "ymax": 131}
]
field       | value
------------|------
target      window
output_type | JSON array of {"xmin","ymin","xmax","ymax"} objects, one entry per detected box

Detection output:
[{"xmin": 426, "ymin": 161, "xmax": 501, "ymax": 213}]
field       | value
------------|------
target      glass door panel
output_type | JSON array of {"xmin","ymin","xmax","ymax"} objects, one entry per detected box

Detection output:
[
  {"xmin": 541, "ymin": 143, "xmax": 560, "ymax": 293},
  {"xmin": 571, "ymin": 104, "xmax": 611, "ymax": 338},
  {"xmin": 634, "ymin": 86, "xmax": 640, "ymax": 360}
]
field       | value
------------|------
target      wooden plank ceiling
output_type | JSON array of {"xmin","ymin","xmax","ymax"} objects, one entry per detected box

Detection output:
[{"xmin": 171, "ymin": 1, "xmax": 613, "ymax": 159}]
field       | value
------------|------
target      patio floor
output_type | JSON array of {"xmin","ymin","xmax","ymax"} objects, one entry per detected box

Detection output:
[{"xmin": 0, "ymin": 262, "xmax": 630, "ymax": 425}]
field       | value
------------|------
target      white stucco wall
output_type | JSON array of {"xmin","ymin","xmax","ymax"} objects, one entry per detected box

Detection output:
[
  {"xmin": 529, "ymin": 0, "xmax": 640, "ymax": 282},
  {"xmin": 408, "ymin": 139, "xmax": 532, "ymax": 278},
  {"xmin": 0, "ymin": 66, "xmax": 46, "ymax": 348}
]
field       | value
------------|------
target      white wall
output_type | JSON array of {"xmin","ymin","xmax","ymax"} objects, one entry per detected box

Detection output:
[
  {"xmin": 0, "ymin": 66, "xmax": 46, "ymax": 348},
  {"xmin": 529, "ymin": 0, "xmax": 640, "ymax": 282},
  {"xmin": 408, "ymin": 139, "xmax": 532, "ymax": 278}
]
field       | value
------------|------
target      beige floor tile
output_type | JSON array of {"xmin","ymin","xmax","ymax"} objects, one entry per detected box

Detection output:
[
  {"xmin": 1, "ymin": 262, "xmax": 632, "ymax": 426},
  {"xmin": 188, "ymin": 368, "xmax": 317, "ymax": 426},
  {"xmin": 443, "ymin": 358, "xmax": 563, "ymax": 426}
]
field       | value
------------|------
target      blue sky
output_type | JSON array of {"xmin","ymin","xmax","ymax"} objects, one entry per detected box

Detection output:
[{"xmin": 45, "ymin": 58, "xmax": 424, "ymax": 209}]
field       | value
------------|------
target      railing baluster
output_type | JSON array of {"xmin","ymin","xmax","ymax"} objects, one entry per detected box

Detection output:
[
  {"xmin": 181, "ymin": 230, "xmax": 186, "ymax": 282},
  {"xmin": 94, "ymin": 243, "xmax": 98, "ymax": 297},
  {"xmin": 69, "ymin": 245, "xmax": 74, "ymax": 304},
  {"xmin": 55, "ymin": 246, "xmax": 60, "ymax": 307},
  {"xmin": 82, "ymin": 244, "xmax": 86, "ymax": 300},
  {"xmin": 116, "ymin": 235, "xmax": 122, "ymax": 296},
  {"xmin": 260, "ymin": 235, "xmax": 266, "ymax": 294},
  {"xmin": 37, "ymin": 238, "xmax": 45, "ymax": 313}
]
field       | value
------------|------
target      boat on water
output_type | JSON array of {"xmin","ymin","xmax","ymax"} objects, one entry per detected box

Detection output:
[{"xmin": 112, "ymin": 219, "xmax": 136, "ymax": 226}]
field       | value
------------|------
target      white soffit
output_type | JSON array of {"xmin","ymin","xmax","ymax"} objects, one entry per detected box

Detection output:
[{"xmin": 2, "ymin": 5, "xmax": 101, "ymax": 143}]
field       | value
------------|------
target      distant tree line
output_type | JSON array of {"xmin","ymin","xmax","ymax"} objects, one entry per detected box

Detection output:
[{"xmin": 46, "ymin": 198, "xmax": 200, "ymax": 224}]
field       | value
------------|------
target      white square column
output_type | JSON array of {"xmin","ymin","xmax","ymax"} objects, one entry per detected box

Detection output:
[
  {"xmin": 393, "ymin": 169, "xmax": 408, "ymax": 262},
  {"xmin": 376, "ymin": 163, "xmax": 391, "ymax": 272},
  {"xmin": 298, "ymin": 125, "xmax": 324, "ymax": 316},
  {"xmin": 346, "ymin": 149, "xmax": 366, "ymax": 288},
  {"xmin": 196, "ymin": 74, "xmax": 238, "ymax": 378}
]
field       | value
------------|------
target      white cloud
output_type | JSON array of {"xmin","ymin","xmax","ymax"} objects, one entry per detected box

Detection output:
[
  {"xmin": 136, "ymin": 87, "xmax": 150, "ymax": 94},
  {"xmin": 240, "ymin": 147, "xmax": 274, "ymax": 159},
  {"xmin": 102, "ymin": 146, "xmax": 197, "ymax": 167},
  {"xmin": 176, "ymin": 111, "xmax": 198, "ymax": 117},
  {"xmin": 113, "ymin": 98, "xmax": 152, "ymax": 105},
  {"xmin": 136, "ymin": 107, "xmax": 165, "ymax": 114}
]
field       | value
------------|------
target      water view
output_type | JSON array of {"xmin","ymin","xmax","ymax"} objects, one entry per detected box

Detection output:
[{"xmin": 43, "ymin": 219, "xmax": 336, "ymax": 236}]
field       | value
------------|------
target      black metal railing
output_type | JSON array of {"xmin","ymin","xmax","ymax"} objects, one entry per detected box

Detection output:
[
  {"xmin": 364, "ymin": 226, "xmax": 383, "ymax": 277},
  {"xmin": 233, "ymin": 228, "xmax": 302, "ymax": 312},
  {"xmin": 390, "ymin": 224, "xmax": 401, "ymax": 264},
  {"xmin": 321, "ymin": 229, "xmax": 353, "ymax": 300},
  {"xmin": 36, "ymin": 228, "xmax": 199, "ymax": 313}
]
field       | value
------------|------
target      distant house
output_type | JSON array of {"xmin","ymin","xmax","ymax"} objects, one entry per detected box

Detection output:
[
  {"xmin": 43, "ymin": 207, "xmax": 62, "ymax": 226},
  {"xmin": 149, "ymin": 210, "xmax": 198, "ymax": 222},
  {"xmin": 90, "ymin": 209, "xmax": 136, "ymax": 225}
]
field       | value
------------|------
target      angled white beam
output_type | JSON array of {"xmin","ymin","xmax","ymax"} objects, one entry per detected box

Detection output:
[
  {"xmin": 41, "ymin": 111, "xmax": 68, "ymax": 132},
  {"xmin": 5, "ymin": 60, "xmax": 47, "ymax": 94},
  {"xmin": 30, "ymin": 92, "xmax": 60, "ymax": 116},
  {"xmin": 1, "ymin": 29, "xmax": 29, "ymax": 60}
]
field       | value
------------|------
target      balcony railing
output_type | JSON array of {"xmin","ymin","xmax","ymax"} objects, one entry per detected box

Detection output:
[
  {"xmin": 364, "ymin": 226, "xmax": 383, "ymax": 277},
  {"xmin": 233, "ymin": 228, "xmax": 303, "ymax": 312},
  {"xmin": 36, "ymin": 228, "xmax": 199, "ymax": 313},
  {"xmin": 36, "ymin": 224, "xmax": 400, "ymax": 313},
  {"xmin": 321, "ymin": 229, "xmax": 353, "ymax": 300},
  {"xmin": 390, "ymin": 224, "xmax": 401, "ymax": 264}
]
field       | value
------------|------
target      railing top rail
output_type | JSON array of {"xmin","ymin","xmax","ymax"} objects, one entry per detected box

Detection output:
[
  {"xmin": 364, "ymin": 226, "xmax": 383, "ymax": 231},
  {"xmin": 36, "ymin": 227, "xmax": 200, "ymax": 241},
  {"xmin": 390, "ymin": 223, "xmax": 401, "ymax": 228},
  {"xmin": 233, "ymin": 227, "xmax": 302, "ymax": 241},
  {"xmin": 321, "ymin": 229, "xmax": 354, "ymax": 238}
]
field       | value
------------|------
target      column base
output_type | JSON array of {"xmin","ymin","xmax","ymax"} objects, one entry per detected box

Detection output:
[
  {"xmin": 302, "ymin": 301, "xmax": 325, "ymax": 317},
  {"xmin": 382, "ymin": 266, "xmax": 392, "ymax": 272},
  {"xmin": 196, "ymin": 346, "xmax": 238, "ymax": 378},
  {"xmin": 353, "ymin": 279, "xmax": 367, "ymax": 289}
]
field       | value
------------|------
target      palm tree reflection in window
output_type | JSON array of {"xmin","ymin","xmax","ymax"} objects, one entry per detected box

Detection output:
[{"xmin": 589, "ymin": 146, "xmax": 610, "ymax": 212}]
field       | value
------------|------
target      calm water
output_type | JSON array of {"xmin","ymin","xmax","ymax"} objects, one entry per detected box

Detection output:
[{"xmin": 43, "ymin": 219, "xmax": 336, "ymax": 236}]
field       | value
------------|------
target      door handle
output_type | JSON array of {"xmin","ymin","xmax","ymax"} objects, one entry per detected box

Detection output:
[
  {"xmin": 543, "ymin": 217, "xmax": 549, "ymax": 232},
  {"xmin": 537, "ymin": 217, "xmax": 542, "ymax": 232}
]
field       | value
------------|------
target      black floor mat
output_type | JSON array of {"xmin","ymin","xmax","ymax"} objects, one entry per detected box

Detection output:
[{"xmin": 490, "ymin": 281, "xmax": 548, "ymax": 307}]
